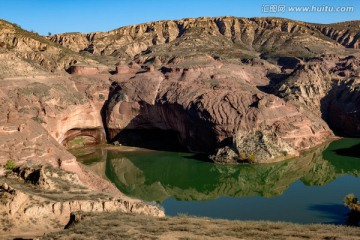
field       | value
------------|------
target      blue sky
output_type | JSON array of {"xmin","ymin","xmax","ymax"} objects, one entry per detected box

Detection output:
[{"xmin": 0, "ymin": 0, "xmax": 359, "ymax": 35}]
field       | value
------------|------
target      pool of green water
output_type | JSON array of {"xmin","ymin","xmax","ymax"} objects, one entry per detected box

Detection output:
[{"xmin": 71, "ymin": 138, "xmax": 360, "ymax": 224}]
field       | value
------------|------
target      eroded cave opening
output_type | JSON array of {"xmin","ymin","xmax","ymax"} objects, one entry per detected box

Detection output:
[
  {"xmin": 112, "ymin": 128, "xmax": 187, "ymax": 152},
  {"xmin": 61, "ymin": 128, "xmax": 106, "ymax": 148}
]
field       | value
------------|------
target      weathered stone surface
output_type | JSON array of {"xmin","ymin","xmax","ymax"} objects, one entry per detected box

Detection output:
[
  {"xmin": 0, "ymin": 19, "xmax": 106, "ymax": 75},
  {"xmin": 105, "ymin": 59, "xmax": 333, "ymax": 160},
  {"xmin": 212, "ymin": 129, "xmax": 298, "ymax": 164},
  {"xmin": 0, "ymin": 165, "xmax": 164, "ymax": 238},
  {"xmin": 2, "ymin": 16, "xmax": 360, "ymax": 165},
  {"xmin": 49, "ymin": 17, "xmax": 360, "ymax": 62}
]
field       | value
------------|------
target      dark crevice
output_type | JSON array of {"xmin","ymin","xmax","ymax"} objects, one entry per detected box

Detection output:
[{"xmin": 111, "ymin": 129, "xmax": 186, "ymax": 152}]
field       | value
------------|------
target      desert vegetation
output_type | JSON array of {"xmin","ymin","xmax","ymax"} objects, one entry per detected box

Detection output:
[{"xmin": 41, "ymin": 212, "xmax": 360, "ymax": 240}]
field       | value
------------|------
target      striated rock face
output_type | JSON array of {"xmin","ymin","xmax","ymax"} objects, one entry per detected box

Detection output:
[
  {"xmin": 0, "ymin": 165, "xmax": 164, "ymax": 238},
  {"xmin": 49, "ymin": 17, "xmax": 360, "ymax": 61},
  {"xmin": 212, "ymin": 129, "xmax": 298, "ymax": 164},
  {"xmin": 46, "ymin": 16, "xmax": 360, "ymax": 162},
  {"xmin": 0, "ymin": 75, "xmax": 110, "ymax": 160},
  {"xmin": 0, "ymin": 20, "xmax": 106, "ymax": 75},
  {"xmin": 104, "ymin": 57, "xmax": 333, "ymax": 159},
  {"xmin": 309, "ymin": 21, "xmax": 360, "ymax": 49},
  {"xmin": 324, "ymin": 80, "xmax": 360, "ymax": 136},
  {"xmin": 273, "ymin": 55, "xmax": 360, "ymax": 137},
  {"xmin": 1, "ymin": 16, "xmax": 360, "ymax": 165}
]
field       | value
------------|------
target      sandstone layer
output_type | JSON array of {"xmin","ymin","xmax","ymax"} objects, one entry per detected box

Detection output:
[
  {"xmin": 0, "ymin": 165, "xmax": 164, "ymax": 239},
  {"xmin": 2, "ymin": 17, "xmax": 360, "ymax": 165}
]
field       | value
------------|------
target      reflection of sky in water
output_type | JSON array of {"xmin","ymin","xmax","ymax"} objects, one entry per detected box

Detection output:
[{"xmin": 73, "ymin": 138, "xmax": 360, "ymax": 224}]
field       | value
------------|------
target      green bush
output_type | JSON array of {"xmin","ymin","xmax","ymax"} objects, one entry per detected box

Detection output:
[
  {"xmin": 99, "ymin": 94, "xmax": 105, "ymax": 100},
  {"xmin": 239, "ymin": 152, "xmax": 247, "ymax": 160},
  {"xmin": 344, "ymin": 193, "xmax": 358, "ymax": 207},
  {"xmin": 66, "ymin": 136, "xmax": 86, "ymax": 149},
  {"xmin": 248, "ymin": 154, "xmax": 256, "ymax": 162},
  {"xmin": 4, "ymin": 159, "xmax": 16, "ymax": 171},
  {"xmin": 239, "ymin": 152, "xmax": 256, "ymax": 163}
]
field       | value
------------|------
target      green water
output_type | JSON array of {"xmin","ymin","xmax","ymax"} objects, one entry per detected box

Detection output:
[{"xmin": 72, "ymin": 138, "xmax": 360, "ymax": 224}]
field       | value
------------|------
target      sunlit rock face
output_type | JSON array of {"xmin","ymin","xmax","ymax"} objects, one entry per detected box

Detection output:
[
  {"xmin": 0, "ymin": 165, "xmax": 164, "ymax": 237},
  {"xmin": 0, "ymin": 16, "xmax": 360, "ymax": 168},
  {"xmin": 104, "ymin": 59, "xmax": 333, "ymax": 160}
]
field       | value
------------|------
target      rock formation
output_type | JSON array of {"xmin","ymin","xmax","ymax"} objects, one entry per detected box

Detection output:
[
  {"xmin": 0, "ymin": 17, "xmax": 359, "ymax": 162},
  {"xmin": 48, "ymin": 17, "xmax": 360, "ymax": 61},
  {"xmin": 0, "ymin": 165, "xmax": 164, "ymax": 238},
  {"xmin": 2, "ymin": 16, "xmax": 359, "ymax": 164}
]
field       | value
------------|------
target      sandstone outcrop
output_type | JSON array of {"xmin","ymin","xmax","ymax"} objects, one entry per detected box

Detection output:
[
  {"xmin": 49, "ymin": 17, "xmax": 360, "ymax": 61},
  {"xmin": 0, "ymin": 165, "xmax": 164, "ymax": 238},
  {"xmin": 47, "ymin": 17, "xmax": 360, "ymax": 162},
  {"xmin": 0, "ymin": 75, "xmax": 109, "ymax": 162},
  {"xmin": 2, "ymin": 16, "xmax": 360, "ymax": 164},
  {"xmin": 212, "ymin": 129, "xmax": 298, "ymax": 164},
  {"xmin": 0, "ymin": 19, "xmax": 106, "ymax": 75},
  {"xmin": 104, "ymin": 57, "xmax": 333, "ymax": 160}
]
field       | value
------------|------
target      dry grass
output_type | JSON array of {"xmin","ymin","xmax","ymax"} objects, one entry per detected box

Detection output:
[{"xmin": 41, "ymin": 212, "xmax": 360, "ymax": 240}]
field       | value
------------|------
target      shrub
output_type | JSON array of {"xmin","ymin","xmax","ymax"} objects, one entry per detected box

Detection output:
[
  {"xmin": 344, "ymin": 193, "xmax": 358, "ymax": 207},
  {"xmin": 4, "ymin": 159, "xmax": 16, "ymax": 171},
  {"xmin": 239, "ymin": 152, "xmax": 247, "ymax": 160},
  {"xmin": 248, "ymin": 153, "xmax": 256, "ymax": 162},
  {"xmin": 99, "ymin": 94, "xmax": 105, "ymax": 100},
  {"xmin": 67, "ymin": 136, "xmax": 86, "ymax": 149},
  {"xmin": 239, "ymin": 152, "xmax": 256, "ymax": 163}
]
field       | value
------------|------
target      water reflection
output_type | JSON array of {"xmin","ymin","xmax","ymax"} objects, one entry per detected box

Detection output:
[{"xmin": 72, "ymin": 139, "xmax": 360, "ymax": 203}]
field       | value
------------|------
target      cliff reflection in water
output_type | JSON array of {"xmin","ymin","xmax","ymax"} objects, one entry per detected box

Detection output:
[{"xmin": 73, "ymin": 138, "xmax": 360, "ymax": 203}]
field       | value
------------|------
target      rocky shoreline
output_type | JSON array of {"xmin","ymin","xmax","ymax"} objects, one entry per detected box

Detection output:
[{"xmin": 0, "ymin": 165, "xmax": 164, "ymax": 239}]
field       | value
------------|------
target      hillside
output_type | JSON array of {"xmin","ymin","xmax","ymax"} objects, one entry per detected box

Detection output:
[
  {"xmin": 0, "ymin": 19, "xmax": 105, "ymax": 77},
  {"xmin": 48, "ymin": 16, "xmax": 360, "ymax": 162},
  {"xmin": 48, "ymin": 17, "xmax": 360, "ymax": 60}
]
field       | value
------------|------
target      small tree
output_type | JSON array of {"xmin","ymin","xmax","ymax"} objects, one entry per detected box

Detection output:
[
  {"xmin": 344, "ymin": 194, "xmax": 358, "ymax": 207},
  {"xmin": 343, "ymin": 193, "xmax": 360, "ymax": 213},
  {"xmin": 4, "ymin": 159, "xmax": 16, "ymax": 171},
  {"xmin": 248, "ymin": 153, "xmax": 256, "ymax": 162},
  {"xmin": 48, "ymin": 32, "xmax": 52, "ymax": 36}
]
